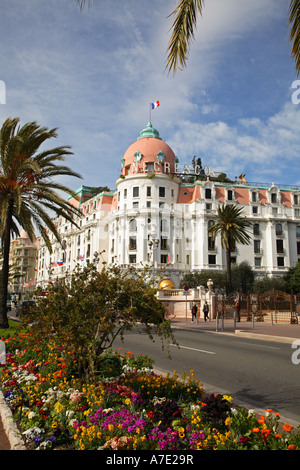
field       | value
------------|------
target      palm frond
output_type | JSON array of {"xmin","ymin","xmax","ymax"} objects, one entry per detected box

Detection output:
[
  {"xmin": 166, "ymin": 0, "xmax": 204, "ymax": 74},
  {"xmin": 77, "ymin": 0, "xmax": 92, "ymax": 10},
  {"xmin": 289, "ymin": 0, "xmax": 300, "ymax": 76}
]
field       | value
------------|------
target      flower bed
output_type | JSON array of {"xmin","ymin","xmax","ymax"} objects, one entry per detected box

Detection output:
[{"xmin": 1, "ymin": 332, "xmax": 300, "ymax": 450}]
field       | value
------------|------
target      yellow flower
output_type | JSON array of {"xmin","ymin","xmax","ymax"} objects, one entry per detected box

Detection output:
[
  {"xmin": 223, "ymin": 395, "xmax": 233, "ymax": 403},
  {"xmin": 225, "ymin": 417, "xmax": 233, "ymax": 426},
  {"xmin": 54, "ymin": 402, "xmax": 64, "ymax": 414},
  {"xmin": 125, "ymin": 398, "xmax": 131, "ymax": 406}
]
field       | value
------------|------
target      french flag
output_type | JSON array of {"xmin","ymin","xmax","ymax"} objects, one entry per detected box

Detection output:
[{"xmin": 151, "ymin": 101, "xmax": 160, "ymax": 109}]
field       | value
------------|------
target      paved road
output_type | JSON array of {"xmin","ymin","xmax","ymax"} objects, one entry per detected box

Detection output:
[{"xmin": 113, "ymin": 326, "xmax": 300, "ymax": 426}]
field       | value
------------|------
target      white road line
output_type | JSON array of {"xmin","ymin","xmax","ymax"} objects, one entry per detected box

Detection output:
[{"xmin": 171, "ymin": 344, "xmax": 216, "ymax": 355}]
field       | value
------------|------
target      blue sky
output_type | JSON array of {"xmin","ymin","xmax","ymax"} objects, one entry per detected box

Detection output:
[{"xmin": 0, "ymin": 0, "xmax": 299, "ymax": 192}]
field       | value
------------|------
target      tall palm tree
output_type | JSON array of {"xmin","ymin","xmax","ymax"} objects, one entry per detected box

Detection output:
[
  {"xmin": 166, "ymin": 0, "xmax": 300, "ymax": 75},
  {"xmin": 0, "ymin": 117, "xmax": 82, "ymax": 328},
  {"xmin": 208, "ymin": 204, "xmax": 252, "ymax": 293}
]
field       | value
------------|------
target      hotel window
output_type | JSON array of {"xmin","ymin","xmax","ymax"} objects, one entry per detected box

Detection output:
[
  {"xmin": 205, "ymin": 188, "xmax": 212, "ymax": 199},
  {"xmin": 159, "ymin": 186, "xmax": 165, "ymax": 198},
  {"xmin": 161, "ymin": 254, "xmax": 168, "ymax": 264},
  {"xmin": 254, "ymin": 240, "xmax": 261, "ymax": 254},
  {"xmin": 276, "ymin": 223, "xmax": 283, "ymax": 236},
  {"xmin": 147, "ymin": 186, "xmax": 151, "ymax": 197},
  {"xmin": 133, "ymin": 201, "xmax": 139, "ymax": 208},
  {"xmin": 129, "ymin": 254, "xmax": 136, "ymax": 264},
  {"xmin": 271, "ymin": 193, "xmax": 277, "ymax": 204},
  {"xmin": 294, "ymin": 194, "xmax": 298, "ymax": 205},
  {"xmin": 124, "ymin": 188, "xmax": 127, "ymax": 199},
  {"xmin": 129, "ymin": 219, "xmax": 137, "ymax": 231},
  {"xmin": 208, "ymin": 221, "xmax": 215, "ymax": 251},
  {"xmin": 146, "ymin": 201, "xmax": 151, "ymax": 208},
  {"xmin": 297, "ymin": 241, "xmax": 300, "ymax": 255},
  {"xmin": 295, "ymin": 209, "xmax": 300, "ymax": 217},
  {"xmin": 227, "ymin": 190, "xmax": 233, "ymax": 201},
  {"xmin": 252, "ymin": 192, "xmax": 257, "ymax": 203},
  {"xmin": 253, "ymin": 223, "xmax": 260, "ymax": 236},
  {"xmin": 277, "ymin": 257, "xmax": 284, "ymax": 267},
  {"xmin": 146, "ymin": 163, "xmax": 154, "ymax": 173},
  {"xmin": 129, "ymin": 236, "xmax": 136, "ymax": 250},
  {"xmin": 252, "ymin": 206, "xmax": 258, "ymax": 215},
  {"xmin": 208, "ymin": 254, "xmax": 216, "ymax": 265},
  {"xmin": 133, "ymin": 187, "xmax": 139, "ymax": 197},
  {"xmin": 276, "ymin": 239, "xmax": 284, "ymax": 253},
  {"xmin": 296, "ymin": 226, "xmax": 300, "ymax": 238},
  {"xmin": 161, "ymin": 237, "xmax": 168, "ymax": 250},
  {"xmin": 272, "ymin": 207, "xmax": 278, "ymax": 215},
  {"xmin": 255, "ymin": 257, "xmax": 261, "ymax": 267}
]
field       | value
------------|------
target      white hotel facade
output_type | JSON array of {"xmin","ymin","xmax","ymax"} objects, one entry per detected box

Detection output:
[{"xmin": 37, "ymin": 122, "xmax": 300, "ymax": 288}]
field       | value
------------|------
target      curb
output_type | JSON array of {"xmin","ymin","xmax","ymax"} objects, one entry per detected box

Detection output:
[
  {"xmin": 234, "ymin": 330, "xmax": 299, "ymax": 344},
  {"xmin": 0, "ymin": 391, "xmax": 27, "ymax": 450}
]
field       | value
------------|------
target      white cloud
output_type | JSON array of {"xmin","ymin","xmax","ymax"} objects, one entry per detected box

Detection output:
[{"xmin": 168, "ymin": 102, "xmax": 300, "ymax": 184}]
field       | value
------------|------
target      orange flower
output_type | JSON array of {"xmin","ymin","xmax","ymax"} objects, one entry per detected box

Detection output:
[
  {"xmin": 283, "ymin": 424, "xmax": 293, "ymax": 433},
  {"xmin": 252, "ymin": 428, "xmax": 260, "ymax": 433},
  {"xmin": 288, "ymin": 444, "xmax": 296, "ymax": 450},
  {"xmin": 266, "ymin": 409, "xmax": 273, "ymax": 414}
]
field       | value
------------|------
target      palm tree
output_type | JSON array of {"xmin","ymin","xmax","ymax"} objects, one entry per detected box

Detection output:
[
  {"xmin": 0, "ymin": 117, "xmax": 82, "ymax": 328},
  {"xmin": 208, "ymin": 204, "xmax": 252, "ymax": 293},
  {"xmin": 166, "ymin": 0, "xmax": 300, "ymax": 75}
]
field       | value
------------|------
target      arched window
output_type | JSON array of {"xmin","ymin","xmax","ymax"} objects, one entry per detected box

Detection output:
[{"xmin": 129, "ymin": 219, "xmax": 137, "ymax": 231}]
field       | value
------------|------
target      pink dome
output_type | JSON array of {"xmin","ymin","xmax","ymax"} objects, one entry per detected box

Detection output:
[{"xmin": 121, "ymin": 123, "xmax": 177, "ymax": 175}]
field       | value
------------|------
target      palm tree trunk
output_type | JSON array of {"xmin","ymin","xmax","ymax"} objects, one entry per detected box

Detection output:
[
  {"xmin": 0, "ymin": 198, "xmax": 13, "ymax": 329},
  {"xmin": 226, "ymin": 247, "xmax": 232, "ymax": 294}
]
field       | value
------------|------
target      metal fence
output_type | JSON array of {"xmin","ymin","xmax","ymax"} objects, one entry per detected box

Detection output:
[{"xmin": 214, "ymin": 290, "xmax": 299, "ymax": 324}]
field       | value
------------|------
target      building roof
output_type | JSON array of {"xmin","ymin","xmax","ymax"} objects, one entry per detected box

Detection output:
[{"xmin": 121, "ymin": 122, "xmax": 177, "ymax": 175}]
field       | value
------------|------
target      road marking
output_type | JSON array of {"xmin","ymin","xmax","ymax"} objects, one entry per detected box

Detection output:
[{"xmin": 171, "ymin": 344, "xmax": 216, "ymax": 355}]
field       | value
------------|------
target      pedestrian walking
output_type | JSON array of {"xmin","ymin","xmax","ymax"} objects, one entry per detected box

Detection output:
[
  {"xmin": 191, "ymin": 303, "xmax": 198, "ymax": 323},
  {"xmin": 203, "ymin": 301, "xmax": 209, "ymax": 321},
  {"xmin": 234, "ymin": 297, "xmax": 241, "ymax": 322}
]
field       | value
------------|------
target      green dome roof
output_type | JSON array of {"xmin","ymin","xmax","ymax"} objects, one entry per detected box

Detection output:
[{"xmin": 137, "ymin": 122, "xmax": 162, "ymax": 140}]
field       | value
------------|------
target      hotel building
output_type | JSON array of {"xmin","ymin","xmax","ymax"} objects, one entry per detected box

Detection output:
[{"xmin": 36, "ymin": 122, "xmax": 300, "ymax": 288}]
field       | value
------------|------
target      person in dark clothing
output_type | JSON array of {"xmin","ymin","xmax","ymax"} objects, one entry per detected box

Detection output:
[
  {"xmin": 203, "ymin": 301, "xmax": 209, "ymax": 321},
  {"xmin": 191, "ymin": 303, "xmax": 198, "ymax": 323}
]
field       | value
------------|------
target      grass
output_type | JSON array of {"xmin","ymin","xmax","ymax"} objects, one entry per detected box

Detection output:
[{"xmin": 0, "ymin": 319, "xmax": 27, "ymax": 338}]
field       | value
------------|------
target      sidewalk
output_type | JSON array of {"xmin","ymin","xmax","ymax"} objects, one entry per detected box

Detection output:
[{"xmin": 171, "ymin": 317, "xmax": 300, "ymax": 343}]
